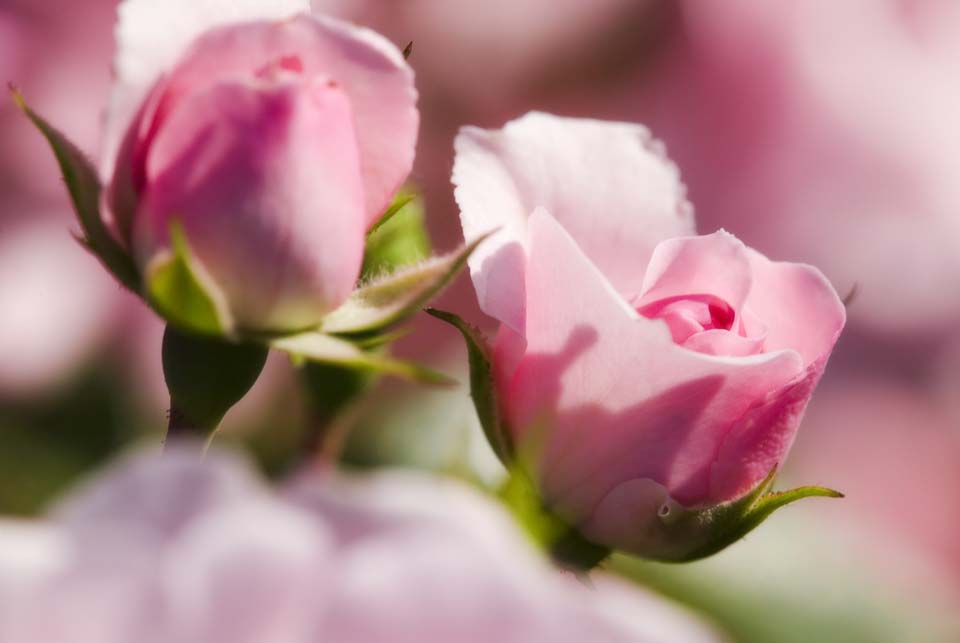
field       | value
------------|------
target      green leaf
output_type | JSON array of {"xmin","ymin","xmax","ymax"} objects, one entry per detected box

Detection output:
[
  {"xmin": 425, "ymin": 308, "xmax": 513, "ymax": 464},
  {"xmin": 271, "ymin": 331, "xmax": 455, "ymax": 386},
  {"xmin": 162, "ymin": 324, "xmax": 268, "ymax": 443},
  {"xmin": 362, "ymin": 192, "xmax": 431, "ymax": 277},
  {"xmin": 11, "ymin": 87, "xmax": 140, "ymax": 292},
  {"xmin": 322, "ymin": 233, "xmax": 490, "ymax": 336},
  {"xmin": 146, "ymin": 221, "xmax": 233, "ymax": 337},
  {"xmin": 646, "ymin": 468, "xmax": 843, "ymax": 562}
]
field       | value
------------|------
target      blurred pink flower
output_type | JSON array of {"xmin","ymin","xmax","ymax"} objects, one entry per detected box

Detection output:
[
  {"xmin": 103, "ymin": 0, "xmax": 417, "ymax": 331},
  {"xmin": 0, "ymin": 213, "xmax": 126, "ymax": 397},
  {"xmin": 616, "ymin": 0, "xmax": 960, "ymax": 336},
  {"xmin": 0, "ymin": 0, "xmax": 115, "ymax": 198},
  {"xmin": 454, "ymin": 112, "xmax": 845, "ymax": 558},
  {"xmin": 0, "ymin": 10, "xmax": 25, "ymax": 85},
  {"xmin": 312, "ymin": 0, "xmax": 651, "ymax": 114},
  {"xmin": 0, "ymin": 447, "xmax": 723, "ymax": 643}
]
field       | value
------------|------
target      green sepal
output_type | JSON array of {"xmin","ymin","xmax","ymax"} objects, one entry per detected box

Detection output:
[
  {"xmin": 645, "ymin": 468, "xmax": 843, "ymax": 562},
  {"xmin": 501, "ymin": 463, "xmax": 840, "ymax": 568},
  {"xmin": 425, "ymin": 308, "xmax": 513, "ymax": 464},
  {"xmin": 271, "ymin": 331, "xmax": 455, "ymax": 386},
  {"xmin": 362, "ymin": 192, "xmax": 431, "ymax": 278},
  {"xmin": 11, "ymin": 87, "xmax": 139, "ymax": 292},
  {"xmin": 677, "ymin": 470, "xmax": 843, "ymax": 561},
  {"xmin": 366, "ymin": 191, "xmax": 418, "ymax": 238},
  {"xmin": 146, "ymin": 221, "xmax": 232, "ymax": 337},
  {"xmin": 162, "ymin": 324, "xmax": 268, "ymax": 442},
  {"xmin": 323, "ymin": 233, "xmax": 490, "ymax": 336},
  {"xmin": 351, "ymin": 328, "xmax": 411, "ymax": 349}
]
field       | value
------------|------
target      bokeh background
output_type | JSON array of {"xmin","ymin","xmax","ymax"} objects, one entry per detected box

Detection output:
[{"xmin": 2, "ymin": 1, "xmax": 959, "ymax": 641}]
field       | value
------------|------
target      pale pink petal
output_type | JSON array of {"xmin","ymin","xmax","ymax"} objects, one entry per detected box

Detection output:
[
  {"xmin": 682, "ymin": 329, "xmax": 765, "ymax": 357},
  {"xmin": 743, "ymin": 248, "xmax": 846, "ymax": 367},
  {"xmin": 136, "ymin": 77, "xmax": 366, "ymax": 330},
  {"xmin": 708, "ymin": 363, "xmax": 826, "ymax": 502},
  {"xmin": 637, "ymin": 231, "xmax": 753, "ymax": 314},
  {"xmin": 0, "ymin": 449, "xmax": 723, "ymax": 642},
  {"xmin": 507, "ymin": 211, "xmax": 804, "ymax": 532},
  {"xmin": 0, "ymin": 522, "xmax": 67, "ymax": 608},
  {"xmin": 53, "ymin": 445, "xmax": 264, "ymax": 543},
  {"xmin": 165, "ymin": 501, "xmax": 331, "ymax": 643},
  {"xmin": 587, "ymin": 575, "xmax": 723, "ymax": 643},
  {"xmin": 453, "ymin": 112, "xmax": 694, "ymax": 331},
  {"xmin": 706, "ymin": 255, "xmax": 843, "ymax": 499},
  {"xmin": 104, "ymin": 0, "xmax": 310, "ymax": 178}
]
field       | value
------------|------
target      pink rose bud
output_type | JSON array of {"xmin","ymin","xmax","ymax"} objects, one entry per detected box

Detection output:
[
  {"xmin": 103, "ymin": 0, "xmax": 418, "ymax": 332},
  {"xmin": 453, "ymin": 112, "xmax": 846, "ymax": 560}
]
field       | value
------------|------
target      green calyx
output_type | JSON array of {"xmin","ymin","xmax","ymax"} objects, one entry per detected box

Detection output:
[
  {"xmin": 500, "ymin": 462, "xmax": 842, "ymax": 569},
  {"xmin": 147, "ymin": 221, "xmax": 233, "ymax": 337},
  {"xmin": 645, "ymin": 469, "xmax": 844, "ymax": 563},
  {"xmin": 425, "ymin": 309, "xmax": 514, "ymax": 463}
]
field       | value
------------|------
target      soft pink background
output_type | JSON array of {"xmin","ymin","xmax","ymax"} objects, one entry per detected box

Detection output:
[{"xmin": 1, "ymin": 0, "xmax": 958, "ymax": 635}]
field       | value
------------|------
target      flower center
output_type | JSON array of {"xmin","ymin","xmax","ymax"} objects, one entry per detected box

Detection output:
[
  {"xmin": 637, "ymin": 295, "xmax": 736, "ymax": 344},
  {"xmin": 255, "ymin": 55, "xmax": 305, "ymax": 80}
]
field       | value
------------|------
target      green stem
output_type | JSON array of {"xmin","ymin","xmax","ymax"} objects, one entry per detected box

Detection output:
[
  {"xmin": 499, "ymin": 468, "xmax": 610, "ymax": 573},
  {"xmin": 163, "ymin": 405, "xmax": 217, "ymax": 449},
  {"xmin": 161, "ymin": 324, "xmax": 268, "ymax": 447}
]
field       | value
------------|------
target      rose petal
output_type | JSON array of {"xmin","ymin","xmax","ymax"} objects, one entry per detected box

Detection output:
[
  {"xmin": 507, "ymin": 210, "xmax": 804, "ymax": 521},
  {"xmin": 683, "ymin": 329, "xmax": 765, "ymax": 357},
  {"xmin": 105, "ymin": 0, "xmax": 310, "ymax": 179},
  {"xmin": 0, "ymin": 522, "xmax": 68, "ymax": 602},
  {"xmin": 53, "ymin": 445, "xmax": 263, "ymax": 540},
  {"xmin": 165, "ymin": 500, "xmax": 331, "ymax": 643},
  {"xmin": 708, "ymin": 363, "xmax": 826, "ymax": 502},
  {"xmin": 453, "ymin": 112, "xmax": 694, "ymax": 331},
  {"xmin": 637, "ymin": 231, "xmax": 753, "ymax": 316},
  {"xmin": 744, "ymin": 248, "xmax": 846, "ymax": 367}
]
